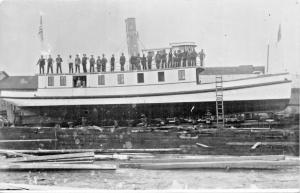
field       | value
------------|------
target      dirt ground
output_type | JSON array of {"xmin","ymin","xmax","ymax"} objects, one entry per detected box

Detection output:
[{"xmin": 0, "ymin": 160, "xmax": 299, "ymax": 189}]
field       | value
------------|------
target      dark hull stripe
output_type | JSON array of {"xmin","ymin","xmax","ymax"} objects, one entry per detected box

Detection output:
[{"xmin": 0, "ymin": 80, "xmax": 291, "ymax": 100}]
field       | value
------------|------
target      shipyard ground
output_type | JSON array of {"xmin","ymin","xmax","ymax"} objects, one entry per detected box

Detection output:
[
  {"xmin": 0, "ymin": 122, "xmax": 299, "ymax": 190},
  {"xmin": 0, "ymin": 156, "xmax": 299, "ymax": 189}
]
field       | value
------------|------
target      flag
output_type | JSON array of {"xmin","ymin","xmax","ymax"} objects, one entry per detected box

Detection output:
[
  {"xmin": 38, "ymin": 15, "xmax": 44, "ymax": 41},
  {"xmin": 277, "ymin": 24, "xmax": 281, "ymax": 43}
]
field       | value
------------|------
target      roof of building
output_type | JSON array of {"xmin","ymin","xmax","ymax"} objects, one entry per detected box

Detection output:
[
  {"xmin": 0, "ymin": 76, "xmax": 38, "ymax": 90},
  {"xmin": 200, "ymin": 65, "xmax": 265, "ymax": 75},
  {"xmin": 0, "ymin": 71, "xmax": 9, "ymax": 80}
]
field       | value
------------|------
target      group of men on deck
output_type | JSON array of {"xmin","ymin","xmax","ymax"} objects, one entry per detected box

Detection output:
[
  {"xmin": 130, "ymin": 49, "xmax": 205, "ymax": 71},
  {"xmin": 36, "ymin": 49, "xmax": 205, "ymax": 74}
]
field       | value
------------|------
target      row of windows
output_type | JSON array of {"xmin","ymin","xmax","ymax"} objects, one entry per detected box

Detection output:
[
  {"xmin": 99, "ymin": 70, "xmax": 185, "ymax": 85},
  {"xmin": 48, "ymin": 70, "xmax": 186, "ymax": 86}
]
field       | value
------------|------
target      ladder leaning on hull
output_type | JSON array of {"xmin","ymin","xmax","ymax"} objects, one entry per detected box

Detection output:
[{"xmin": 215, "ymin": 75, "xmax": 225, "ymax": 128}]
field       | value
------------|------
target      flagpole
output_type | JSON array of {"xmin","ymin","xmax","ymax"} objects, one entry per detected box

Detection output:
[{"xmin": 266, "ymin": 44, "xmax": 270, "ymax": 74}]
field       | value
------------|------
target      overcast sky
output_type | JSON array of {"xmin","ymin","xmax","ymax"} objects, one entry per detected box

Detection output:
[{"xmin": 0, "ymin": 0, "xmax": 299, "ymax": 75}]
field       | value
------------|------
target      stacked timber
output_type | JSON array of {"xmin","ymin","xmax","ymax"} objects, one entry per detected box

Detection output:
[{"xmin": 0, "ymin": 151, "xmax": 116, "ymax": 171}]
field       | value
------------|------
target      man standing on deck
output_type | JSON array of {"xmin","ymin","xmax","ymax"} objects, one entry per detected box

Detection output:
[
  {"xmin": 199, "ymin": 49, "xmax": 206, "ymax": 67},
  {"xmin": 36, "ymin": 55, "xmax": 45, "ymax": 74},
  {"xmin": 183, "ymin": 50, "xmax": 187, "ymax": 67},
  {"xmin": 173, "ymin": 51, "xmax": 178, "ymax": 67},
  {"xmin": 47, "ymin": 55, "xmax": 54, "ymax": 74},
  {"xmin": 110, "ymin": 54, "xmax": 115, "ymax": 72},
  {"xmin": 89, "ymin": 55, "xmax": 95, "ymax": 72},
  {"xmin": 96, "ymin": 56, "xmax": 101, "ymax": 72},
  {"xmin": 130, "ymin": 55, "xmax": 134, "ymax": 70},
  {"xmin": 101, "ymin": 54, "xmax": 107, "ymax": 72},
  {"xmin": 56, "ymin": 54, "xmax": 63, "ymax": 74},
  {"xmin": 68, "ymin": 55, "xmax": 73, "ymax": 73},
  {"xmin": 147, "ymin": 52, "xmax": 152, "ymax": 70},
  {"xmin": 168, "ymin": 50, "xmax": 173, "ymax": 68},
  {"xmin": 136, "ymin": 53, "xmax": 141, "ymax": 70},
  {"xmin": 191, "ymin": 49, "xmax": 197, "ymax": 66},
  {"xmin": 161, "ymin": 50, "xmax": 167, "ymax": 69},
  {"xmin": 75, "ymin": 54, "xmax": 81, "ymax": 73},
  {"xmin": 82, "ymin": 54, "xmax": 88, "ymax": 73},
  {"xmin": 177, "ymin": 50, "xmax": 182, "ymax": 67},
  {"xmin": 120, "ymin": 53, "xmax": 126, "ymax": 71},
  {"xmin": 141, "ymin": 53, "xmax": 147, "ymax": 70},
  {"xmin": 155, "ymin": 51, "xmax": 161, "ymax": 69}
]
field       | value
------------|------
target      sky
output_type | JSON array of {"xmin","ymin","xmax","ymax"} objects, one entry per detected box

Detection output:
[{"xmin": 0, "ymin": 0, "xmax": 299, "ymax": 75}]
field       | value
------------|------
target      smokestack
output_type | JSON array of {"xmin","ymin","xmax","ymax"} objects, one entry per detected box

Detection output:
[{"xmin": 125, "ymin": 18, "xmax": 140, "ymax": 56}]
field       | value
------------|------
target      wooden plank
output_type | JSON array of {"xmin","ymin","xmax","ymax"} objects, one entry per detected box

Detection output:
[
  {"xmin": 7, "ymin": 148, "xmax": 182, "ymax": 155},
  {"xmin": 3, "ymin": 152, "xmax": 94, "ymax": 163},
  {"xmin": 0, "ymin": 150, "xmax": 35, "ymax": 158},
  {"xmin": 120, "ymin": 160, "xmax": 300, "ymax": 170},
  {"xmin": 196, "ymin": 143, "xmax": 211, "ymax": 148},
  {"xmin": 32, "ymin": 160, "xmax": 94, "ymax": 164},
  {"xmin": 0, "ymin": 139, "xmax": 57, "ymax": 143},
  {"xmin": 95, "ymin": 154, "xmax": 129, "ymax": 161},
  {"xmin": 226, "ymin": 142, "xmax": 298, "ymax": 146},
  {"xmin": 251, "ymin": 142, "xmax": 262, "ymax": 149},
  {"xmin": 124, "ymin": 155, "xmax": 286, "ymax": 164},
  {"xmin": 0, "ymin": 163, "xmax": 116, "ymax": 170}
]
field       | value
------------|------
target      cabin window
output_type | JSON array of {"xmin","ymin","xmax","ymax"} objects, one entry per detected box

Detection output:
[
  {"xmin": 117, "ymin": 74, "xmax": 124, "ymax": 84},
  {"xmin": 73, "ymin": 76, "xmax": 87, "ymax": 87},
  {"xmin": 60, "ymin": 76, "xmax": 66, "ymax": 86},
  {"xmin": 98, "ymin": 75, "xmax": 105, "ymax": 85},
  {"xmin": 137, "ymin": 73, "xmax": 144, "ymax": 83},
  {"xmin": 158, "ymin": 72, "xmax": 165, "ymax": 82},
  {"xmin": 178, "ymin": 70, "xmax": 185, "ymax": 80},
  {"xmin": 48, "ymin": 76, "xmax": 54, "ymax": 86}
]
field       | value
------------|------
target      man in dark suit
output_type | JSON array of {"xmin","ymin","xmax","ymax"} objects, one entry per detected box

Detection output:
[
  {"xmin": 56, "ymin": 54, "xmax": 63, "ymax": 73},
  {"xmin": 89, "ymin": 55, "xmax": 95, "ymax": 72},
  {"xmin": 110, "ymin": 54, "xmax": 115, "ymax": 72},
  {"xmin": 101, "ymin": 54, "xmax": 107, "ymax": 72},
  {"xmin": 37, "ymin": 55, "xmax": 45, "ymax": 74},
  {"xmin": 82, "ymin": 54, "xmax": 88, "ymax": 73},
  {"xmin": 120, "ymin": 53, "xmax": 126, "ymax": 71},
  {"xmin": 47, "ymin": 55, "xmax": 54, "ymax": 74}
]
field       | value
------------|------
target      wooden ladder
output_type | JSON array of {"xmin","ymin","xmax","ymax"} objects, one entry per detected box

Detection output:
[{"xmin": 215, "ymin": 75, "xmax": 225, "ymax": 128}]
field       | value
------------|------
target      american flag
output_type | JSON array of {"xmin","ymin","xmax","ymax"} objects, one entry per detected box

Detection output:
[{"xmin": 38, "ymin": 15, "xmax": 44, "ymax": 41}]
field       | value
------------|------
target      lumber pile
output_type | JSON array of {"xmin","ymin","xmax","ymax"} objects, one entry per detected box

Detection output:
[
  {"xmin": 119, "ymin": 155, "xmax": 300, "ymax": 170},
  {"xmin": 0, "ymin": 151, "xmax": 116, "ymax": 171}
]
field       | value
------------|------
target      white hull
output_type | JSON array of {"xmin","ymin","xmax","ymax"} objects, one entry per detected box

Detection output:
[{"xmin": 1, "ymin": 72, "xmax": 292, "ymax": 107}]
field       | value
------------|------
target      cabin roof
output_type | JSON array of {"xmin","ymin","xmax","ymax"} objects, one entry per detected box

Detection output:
[
  {"xmin": 200, "ymin": 65, "xmax": 265, "ymax": 75},
  {"xmin": 170, "ymin": 42, "xmax": 197, "ymax": 47},
  {"xmin": 0, "ymin": 76, "xmax": 38, "ymax": 90}
]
